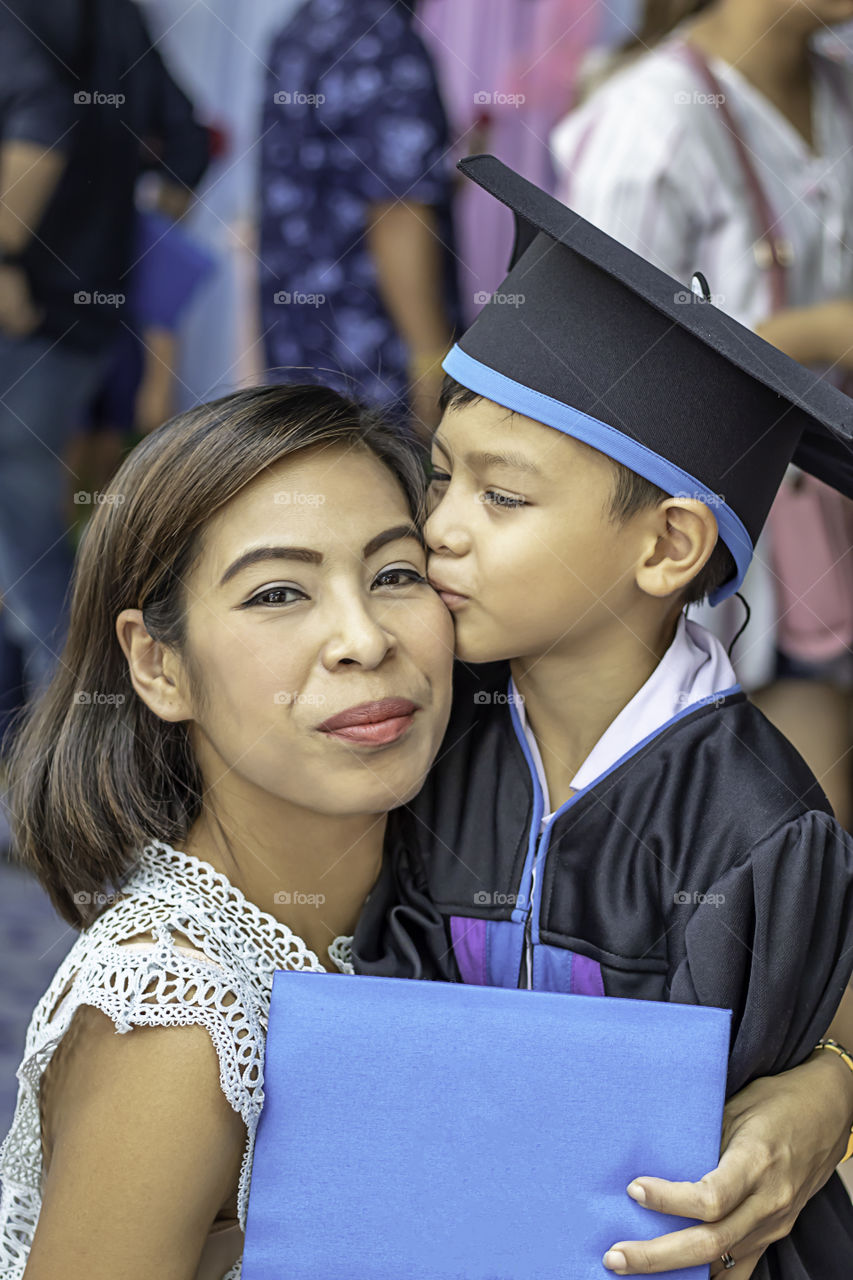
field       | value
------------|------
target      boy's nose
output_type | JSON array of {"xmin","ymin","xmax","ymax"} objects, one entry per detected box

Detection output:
[{"xmin": 424, "ymin": 502, "xmax": 470, "ymax": 557}]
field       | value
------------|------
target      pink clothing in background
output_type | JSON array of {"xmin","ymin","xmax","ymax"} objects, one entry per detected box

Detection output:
[
  {"xmin": 770, "ymin": 475, "xmax": 853, "ymax": 664},
  {"xmin": 416, "ymin": 0, "xmax": 603, "ymax": 323}
]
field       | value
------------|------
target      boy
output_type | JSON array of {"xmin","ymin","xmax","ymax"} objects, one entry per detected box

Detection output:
[{"xmin": 353, "ymin": 156, "xmax": 853, "ymax": 1278}]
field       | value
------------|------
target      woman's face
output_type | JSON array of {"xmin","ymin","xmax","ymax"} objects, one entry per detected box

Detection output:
[{"xmin": 177, "ymin": 443, "xmax": 454, "ymax": 818}]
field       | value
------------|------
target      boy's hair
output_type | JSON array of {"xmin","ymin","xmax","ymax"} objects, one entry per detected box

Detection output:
[
  {"xmin": 4, "ymin": 384, "xmax": 427, "ymax": 931},
  {"xmin": 439, "ymin": 376, "xmax": 736, "ymax": 606}
]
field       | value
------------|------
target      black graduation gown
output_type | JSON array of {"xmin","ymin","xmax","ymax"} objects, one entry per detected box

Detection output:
[{"xmin": 352, "ymin": 658, "xmax": 853, "ymax": 1279}]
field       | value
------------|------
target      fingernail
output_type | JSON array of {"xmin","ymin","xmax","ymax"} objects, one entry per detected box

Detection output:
[
  {"xmin": 627, "ymin": 1181, "xmax": 646, "ymax": 1203},
  {"xmin": 603, "ymin": 1250, "xmax": 628, "ymax": 1273}
]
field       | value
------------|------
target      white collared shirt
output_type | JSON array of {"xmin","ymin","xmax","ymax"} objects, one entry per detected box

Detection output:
[{"xmin": 512, "ymin": 613, "xmax": 738, "ymax": 827}]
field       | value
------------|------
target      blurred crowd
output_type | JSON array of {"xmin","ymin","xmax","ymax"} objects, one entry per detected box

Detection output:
[{"xmin": 1, "ymin": 0, "xmax": 853, "ymax": 832}]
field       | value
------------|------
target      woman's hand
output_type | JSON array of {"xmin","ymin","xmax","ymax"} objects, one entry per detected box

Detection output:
[
  {"xmin": 602, "ymin": 1048, "xmax": 853, "ymax": 1275},
  {"xmin": 0, "ymin": 263, "xmax": 42, "ymax": 337}
]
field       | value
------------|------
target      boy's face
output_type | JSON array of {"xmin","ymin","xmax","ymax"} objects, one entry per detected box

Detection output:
[{"xmin": 425, "ymin": 397, "xmax": 651, "ymax": 665}]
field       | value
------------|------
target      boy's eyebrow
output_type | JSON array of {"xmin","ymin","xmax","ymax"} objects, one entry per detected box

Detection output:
[
  {"xmin": 468, "ymin": 449, "xmax": 542, "ymax": 477},
  {"xmin": 218, "ymin": 524, "xmax": 423, "ymax": 587},
  {"xmin": 431, "ymin": 435, "xmax": 541, "ymax": 477}
]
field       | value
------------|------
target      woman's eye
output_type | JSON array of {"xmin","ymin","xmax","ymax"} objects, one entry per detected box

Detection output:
[
  {"xmin": 428, "ymin": 466, "xmax": 450, "ymax": 485},
  {"xmin": 244, "ymin": 586, "xmax": 307, "ymax": 607},
  {"xmin": 373, "ymin": 566, "xmax": 427, "ymax": 589},
  {"xmin": 483, "ymin": 490, "xmax": 526, "ymax": 509}
]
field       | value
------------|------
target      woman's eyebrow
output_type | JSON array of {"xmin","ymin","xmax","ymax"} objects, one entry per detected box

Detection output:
[
  {"xmin": 219, "ymin": 545, "xmax": 321, "ymax": 586},
  {"xmin": 362, "ymin": 523, "xmax": 424, "ymax": 558},
  {"xmin": 219, "ymin": 524, "xmax": 423, "ymax": 588}
]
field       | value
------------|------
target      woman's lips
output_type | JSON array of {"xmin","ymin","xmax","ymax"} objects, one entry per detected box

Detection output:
[{"xmin": 317, "ymin": 698, "xmax": 419, "ymax": 746}]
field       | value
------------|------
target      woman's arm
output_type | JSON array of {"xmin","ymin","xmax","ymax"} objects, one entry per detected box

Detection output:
[
  {"xmin": 365, "ymin": 200, "xmax": 453, "ymax": 442},
  {"xmin": 754, "ymin": 299, "xmax": 853, "ymax": 371},
  {"xmin": 603, "ymin": 982, "xmax": 853, "ymax": 1277},
  {"xmin": 25, "ymin": 1003, "xmax": 246, "ymax": 1279}
]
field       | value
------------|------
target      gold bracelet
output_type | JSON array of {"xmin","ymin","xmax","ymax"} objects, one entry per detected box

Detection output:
[{"xmin": 814, "ymin": 1038, "xmax": 853, "ymax": 1162}]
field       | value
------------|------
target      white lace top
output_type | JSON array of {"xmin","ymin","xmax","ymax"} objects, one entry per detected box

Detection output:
[{"xmin": 0, "ymin": 838, "xmax": 354, "ymax": 1280}]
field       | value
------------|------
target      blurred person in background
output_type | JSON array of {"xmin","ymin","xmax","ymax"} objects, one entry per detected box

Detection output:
[
  {"xmin": 137, "ymin": 0, "xmax": 306, "ymax": 404},
  {"xmin": 551, "ymin": 0, "xmax": 853, "ymax": 828},
  {"xmin": 259, "ymin": 0, "xmax": 460, "ymax": 440},
  {"xmin": 66, "ymin": 200, "xmax": 217, "ymax": 544},
  {"xmin": 0, "ymin": 0, "xmax": 209, "ymax": 753},
  {"xmin": 417, "ymin": 0, "xmax": 615, "ymax": 323}
]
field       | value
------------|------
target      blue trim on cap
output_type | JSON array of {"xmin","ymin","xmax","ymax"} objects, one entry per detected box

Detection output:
[{"xmin": 442, "ymin": 344, "xmax": 753, "ymax": 604}]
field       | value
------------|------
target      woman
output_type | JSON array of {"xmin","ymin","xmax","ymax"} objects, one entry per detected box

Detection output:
[
  {"xmin": 550, "ymin": 0, "xmax": 853, "ymax": 828},
  {"xmin": 0, "ymin": 383, "xmax": 454, "ymax": 1278}
]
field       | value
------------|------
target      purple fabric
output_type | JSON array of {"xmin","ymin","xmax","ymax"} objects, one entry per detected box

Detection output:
[
  {"xmin": 450, "ymin": 915, "xmax": 488, "ymax": 986},
  {"xmin": 571, "ymin": 952, "xmax": 606, "ymax": 997},
  {"xmin": 416, "ymin": 0, "xmax": 604, "ymax": 323},
  {"xmin": 132, "ymin": 211, "xmax": 217, "ymax": 331}
]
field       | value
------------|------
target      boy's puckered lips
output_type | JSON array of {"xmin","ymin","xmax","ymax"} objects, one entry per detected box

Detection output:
[{"xmin": 428, "ymin": 574, "xmax": 470, "ymax": 610}]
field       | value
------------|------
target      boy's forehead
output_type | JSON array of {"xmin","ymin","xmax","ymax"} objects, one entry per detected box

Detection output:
[{"xmin": 435, "ymin": 396, "xmax": 603, "ymax": 475}]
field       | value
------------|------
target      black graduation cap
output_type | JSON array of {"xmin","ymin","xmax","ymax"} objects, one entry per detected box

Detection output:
[{"xmin": 442, "ymin": 154, "xmax": 853, "ymax": 603}]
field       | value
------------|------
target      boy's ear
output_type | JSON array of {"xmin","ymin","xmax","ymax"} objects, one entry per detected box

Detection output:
[
  {"xmin": 635, "ymin": 498, "xmax": 718, "ymax": 599},
  {"xmin": 115, "ymin": 609, "xmax": 194, "ymax": 723}
]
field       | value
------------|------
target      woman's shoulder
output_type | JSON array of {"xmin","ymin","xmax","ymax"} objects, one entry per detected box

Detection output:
[
  {"xmin": 25, "ymin": 998, "xmax": 248, "ymax": 1280},
  {"xmin": 1, "ymin": 843, "xmax": 279, "ymax": 1251},
  {"xmin": 550, "ymin": 39, "xmax": 711, "ymax": 178}
]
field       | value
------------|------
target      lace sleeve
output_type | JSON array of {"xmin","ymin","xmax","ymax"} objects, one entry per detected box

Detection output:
[{"xmin": 1, "ymin": 927, "xmax": 267, "ymax": 1245}]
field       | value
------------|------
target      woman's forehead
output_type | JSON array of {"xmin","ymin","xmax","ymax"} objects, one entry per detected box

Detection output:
[{"xmin": 194, "ymin": 449, "xmax": 417, "ymax": 584}]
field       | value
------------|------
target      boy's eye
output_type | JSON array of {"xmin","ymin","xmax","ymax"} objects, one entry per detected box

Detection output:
[
  {"xmin": 244, "ymin": 585, "xmax": 307, "ymax": 607},
  {"xmin": 482, "ymin": 490, "xmax": 526, "ymax": 509},
  {"xmin": 373, "ymin": 566, "xmax": 427, "ymax": 589}
]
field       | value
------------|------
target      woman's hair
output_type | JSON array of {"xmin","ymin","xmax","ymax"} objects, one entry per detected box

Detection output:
[{"xmin": 4, "ymin": 384, "xmax": 427, "ymax": 931}]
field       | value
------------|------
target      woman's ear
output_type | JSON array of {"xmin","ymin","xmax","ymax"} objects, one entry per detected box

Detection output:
[
  {"xmin": 635, "ymin": 498, "xmax": 718, "ymax": 599},
  {"xmin": 115, "ymin": 609, "xmax": 194, "ymax": 723}
]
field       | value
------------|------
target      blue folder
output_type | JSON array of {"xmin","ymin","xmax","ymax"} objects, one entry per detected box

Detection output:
[{"xmin": 243, "ymin": 973, "xmax": 731, "ymax": 1280}]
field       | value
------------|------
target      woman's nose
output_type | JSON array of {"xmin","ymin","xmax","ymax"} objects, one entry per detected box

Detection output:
[{"xmin": 320, "ymin": 597, "xmax": 395, "ymax": 670}]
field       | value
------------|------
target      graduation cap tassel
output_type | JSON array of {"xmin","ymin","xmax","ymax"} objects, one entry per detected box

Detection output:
[{"xmin": 726, "ymin": 593, "xmax": 752, "ymax": 660}]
